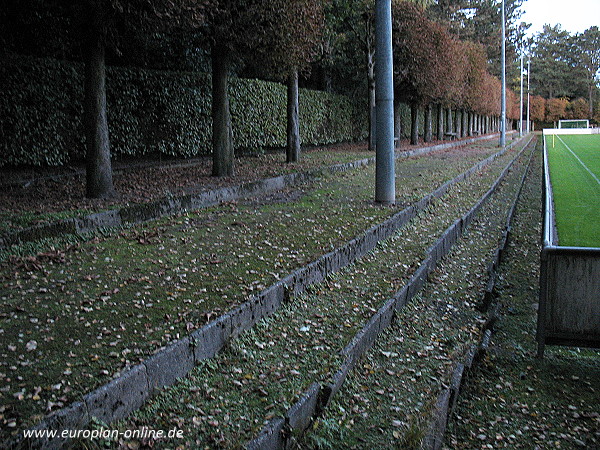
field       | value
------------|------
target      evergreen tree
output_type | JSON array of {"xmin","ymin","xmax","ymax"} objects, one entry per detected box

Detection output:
[
  {"xmin": 575, "ymin": 27, "xmax": 600, "ymax": 117},
  {"xmin": 530, "ymin": 25, "xmax": 588, "ymax": 100}
]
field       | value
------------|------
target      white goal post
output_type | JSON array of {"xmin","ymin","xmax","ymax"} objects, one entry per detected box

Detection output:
[{"xmin": 558, "ymin": 119, "xmax": 589, "ymax": 129}]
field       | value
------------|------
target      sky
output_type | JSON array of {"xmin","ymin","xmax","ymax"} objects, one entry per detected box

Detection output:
[{"xmin": 520, "ymin": 0, "xmax": 600, "ymax": 37}]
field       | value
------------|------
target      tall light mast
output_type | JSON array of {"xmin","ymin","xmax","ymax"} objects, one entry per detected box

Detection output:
[
  {"xmin": 500, "ymin": 0, "xmax": 506, "ymax": 147},
  {"xmin": 527, "ymin": 57, "xmax": 531, "ymax": 133},
  {"xmin": 375, "ymin": 0, "xmax": 395, "ymax": 204},
  {"xmin": 519, "ymin": 50, "xmax": 524, "ymax": 136}
]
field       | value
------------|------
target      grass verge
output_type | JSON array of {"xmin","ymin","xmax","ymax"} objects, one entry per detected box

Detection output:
[
  {"xmin": 299, "ymin": 141, "xmax": 532, "ymax": 449},
  {"xmin": 0, "ymin": 146, "xmax": 374, "ymax": 236}
]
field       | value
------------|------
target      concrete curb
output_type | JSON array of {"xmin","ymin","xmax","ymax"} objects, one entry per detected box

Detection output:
[
  {"xmin": 244, "ymin": 135, "xmax": 533, "ymax": 449},
  {"xmin": 245, "ymin": 417, "xmax": 286, "ymax": 450},
  {"xmin": 0, "ymin": 133, "xmax": 508, "ymax": 252},
  {"xmin": 9, "ymin": 134, "xmax": 523, "ymax": 449}
]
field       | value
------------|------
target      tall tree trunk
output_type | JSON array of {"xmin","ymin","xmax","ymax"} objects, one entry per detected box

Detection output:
[
  {"xmin": 456, "ymin": 110, "xmax": 462, "ymax": 138},
  {"xmin": 446, "ymin": 107, "xmax": 453, "ymax": 135},
  {"xmin": 424, "ymin": 104, "xmax": 432, "ymax": 142},
  {"xmin": 461, "ymin": 109, "xmax": 468, "ymax": 138},
  {"xmin": 211, "ymin": 44, "xmax": 234, "ymax": 177},
  {"xmin": 394, "ymin": 98, "xmax": 402, "ymax": 148},
  {"xmin": 321, "ymin": 68, "xmax": 332, "ymax": 93},
  {"xmin": 468, "ymin": 111, "xmax": 474, "ymax": 137},
  {"xmin": 589, "ymin": 84, "xmax": 594, "ymax": 118},
  {"xmin": 286, "ymin": 69, "xmax": 300, "ymax": 163},
  {"xmin": 410, "ymin": 103, "xmax": 419, "ymax": 145},
  {"xmin": 84, "ymin": 29, "xmax": 115, "ymax": 199},
  {"xmin": 367, "ymin": 45, "xmax": 376, "ymax": 151},
  {"xmin": 437, "ymin": 104, "xmax": 444, "ymax": 141}
]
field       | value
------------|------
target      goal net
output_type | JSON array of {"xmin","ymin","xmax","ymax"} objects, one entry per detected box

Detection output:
[{"xmin": 558, "ymin": 119, "xmax": 589, "ymax": 129}]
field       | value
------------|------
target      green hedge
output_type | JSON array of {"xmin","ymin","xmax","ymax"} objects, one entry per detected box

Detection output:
[
  {"xmin": 106, "ymin": 68, "xmax": 213, "ymax": 159},
  {"xmin": 299, "ymin": 89, "xmax": 356, "ymax": 146},
  {"xmin": 0, "ymin": 57, "xmax": 83, "ymax": 166},
  {"xmin": 0, "ymin": 55, "xmax": 367, "ymax": 167}
]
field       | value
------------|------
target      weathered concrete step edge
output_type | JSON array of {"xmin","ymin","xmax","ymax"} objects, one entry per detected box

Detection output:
[
  {"xmin": 1, "ymin": 162, "xmax": 363, "ymax": 251},
  {"xmin": 244, "ymin": 135, "xmax": 534, "ymax": 450},
  {"xmin": 0, "ymin": 133, "xmax": 508, "ymax": 252},
  {"xmin": 424, "ymin": 139, "xmax": 537, "ymax": 450},
  {"xmin": 8, "ymin": 134, "xmax": 524, "ymax": 450}
]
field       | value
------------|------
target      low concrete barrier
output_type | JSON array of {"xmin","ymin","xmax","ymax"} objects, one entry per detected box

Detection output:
[
  {"xmin": 424, "ymin": 142, "xmax": 536, "ymax": 450},
  {"xmin": 537, "ymin": 137, "xmax": 600, "ymax": 355}
]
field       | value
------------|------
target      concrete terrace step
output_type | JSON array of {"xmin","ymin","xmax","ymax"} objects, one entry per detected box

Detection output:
[
  {"xmin": 255, "ymin": 139, "xmax": 537, "ymax": 449},
  {"xmin": 88, "ymin": 140, "xmax": 529, "ymax": 447},
  {"xmin": 4, "ymin": 134, "xmax": 529, "ymax": 449}
]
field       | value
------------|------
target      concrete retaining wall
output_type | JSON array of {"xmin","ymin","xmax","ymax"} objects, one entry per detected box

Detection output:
[
  {"xmin": 537, "ymin": 137, "xmax": 600, "ymax": 356},
  {"xmin": 538, "ymin": 248, "xmax": 600, "ymax": 352}
]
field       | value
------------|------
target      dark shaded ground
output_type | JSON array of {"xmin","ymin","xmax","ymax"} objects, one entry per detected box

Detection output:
[
  {"xmin": 0, "ymin": 142, "xmax": 372, "ymax": 217},
  {"xmin": 1, "ymin": 137, "xmax": 483, "ymax": 236}
]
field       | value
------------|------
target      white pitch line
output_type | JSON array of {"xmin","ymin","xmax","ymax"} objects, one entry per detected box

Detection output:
[{"xmin": 556, "ymin": 135, "xmax": 600, "ymax": 187}]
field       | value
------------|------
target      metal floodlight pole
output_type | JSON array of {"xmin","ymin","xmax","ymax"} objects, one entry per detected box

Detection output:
[
  {"xmin": 519, "ymin": 50, "xmax": 524, "ymax": 136},
  {"xmin": 527, "ymin": 57, "xmax": 531, "ymax": 133},
  {"xmin": 500, "ymin": 0, "xmax": 506, "ymax": 147},
  {"xmin": 375, "ymin": 0, "xmax": 395, "ymax": 204}
]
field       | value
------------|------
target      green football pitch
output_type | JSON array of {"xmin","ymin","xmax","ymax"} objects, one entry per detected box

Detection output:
[{"xmin": 545, "ymin": 133, "xmax": 600, "ymax": 247}]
